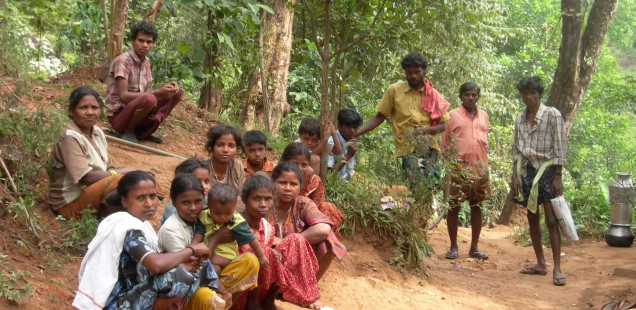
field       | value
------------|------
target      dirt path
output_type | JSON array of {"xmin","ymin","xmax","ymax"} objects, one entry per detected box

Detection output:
[
  {"xmin": 1, "ymin": 74, "xmax": 635, "ymax": 309},
  {"xmin": 272, "ymin": 223, "xmax": 636, "ymax": 310}
]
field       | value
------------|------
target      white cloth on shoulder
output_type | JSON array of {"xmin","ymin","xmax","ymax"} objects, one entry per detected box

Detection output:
[{"xmin": 72, "ymin": 211, "xmax": 158, "ymax": 310}]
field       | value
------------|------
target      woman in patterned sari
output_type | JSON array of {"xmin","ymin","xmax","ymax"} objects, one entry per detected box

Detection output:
[
  {"xmin": 73, "ymin": 171, "xmax": 222, "ymax": 310},
  {"xmin": 269, "ymin": 162, "xmax": 346, "ymax": 283}
]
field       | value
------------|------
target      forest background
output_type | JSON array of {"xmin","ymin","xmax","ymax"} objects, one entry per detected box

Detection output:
[{"xmin": 0, "ymin": 0, "xmax": 635, "ymax": 284}]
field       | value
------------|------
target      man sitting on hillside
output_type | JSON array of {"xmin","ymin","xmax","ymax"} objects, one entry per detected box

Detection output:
[{"xmin": 105, "ymin": 21, "xmax": 182, "ymax": 144}]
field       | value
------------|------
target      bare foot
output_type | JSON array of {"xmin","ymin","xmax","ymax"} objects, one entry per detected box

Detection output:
[
  {"xmin": 261, "ymin": 283, "xmax": 280, "ymax": 310},
  {"xmin": 261, "ymin": 302, "xmax": 278, "ymax": 310},
  {"xmin": 307, "ymin": 300, "xmax": 323, "ymax": 309}
]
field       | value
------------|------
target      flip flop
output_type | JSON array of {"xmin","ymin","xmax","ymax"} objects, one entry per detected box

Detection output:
[
  {"xmin": 519, "ymin": 266, "xmax": 548, "ymax": 275},
  {"xmin": 468, "ymin": 251, "xmax": 489, "ymax": 260},
  {"xmin": 445, "ymin": 251, "xmax": 458, "ymax": 259},
  {"xmin": 553, "ymin": 276, "xmax": 566, "ymax": 286}
]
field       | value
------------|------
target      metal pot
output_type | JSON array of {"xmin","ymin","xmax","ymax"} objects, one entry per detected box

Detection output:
[{"xmin": 604, "ymin": 172, "xmax": 635, "ymax": 247}]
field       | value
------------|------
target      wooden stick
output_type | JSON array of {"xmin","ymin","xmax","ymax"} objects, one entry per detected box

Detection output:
[
  {"xmin": 103, "ymin": 133, "xmax": 186, "ymax": 159},
  {"xmin": 0, "ymin": 76, "xmax": 27, "ymax": 108},
  {"xmin": 0, "ymin": 154, "xmax": 39, "ymax": 234}
]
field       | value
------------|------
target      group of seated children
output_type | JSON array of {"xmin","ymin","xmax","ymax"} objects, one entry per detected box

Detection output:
[{"xmin": 155, "ymin": 108, "xmax": 362, "ymax": 309}]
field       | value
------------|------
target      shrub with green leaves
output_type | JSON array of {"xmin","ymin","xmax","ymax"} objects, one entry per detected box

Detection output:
[
  {"xmin": 0, "ymin": 107, "xmax": 67, "ymax": 237},
  {"xmin": 56, "ymin": 209, "xmax": 99, "ymax": 254},
  {"xmin": 0, "ymin": 256, "xmax": 34, "ymax": 303},
  {"xmin": 325, "ymin": 172, "xmax": 433, "ymax": 272}
]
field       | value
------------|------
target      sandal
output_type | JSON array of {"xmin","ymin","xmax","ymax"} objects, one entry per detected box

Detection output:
[
  {"xmin": 468, "ymin": 251, "xmax": 489, "ymax": 260},
  {"xmin": 519, "ymin": 266, "xmax": 548, "ymax": 275},
  {"xmin": 444, "ymin": 251, "xmax": 458, "ymax": 259},
  {"xmin": 553, "ymin": 276, "xmax": 566, "ymax": 286}
]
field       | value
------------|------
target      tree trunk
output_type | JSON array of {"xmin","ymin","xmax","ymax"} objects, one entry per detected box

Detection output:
[
  {"xmin": 107, "ymin": 0, "xmax": 128, "ymax": 62},
  {"xmin": 547, "ymin": 0, "xmax": 618, "ymax": 131},
  {"xmin": 241, "ymin": 0, "xmax": 294, "ymax": 134},
  {"xmin": 99, "ymin": 0, "xmax": 110, "ymax": 81},
  {"xmin": 198, "ymin": 9, "xmax": 223, "ymax": 115},
  {"xmin": 496, "ymin": 190, "xmax": 519, "ymax": 226},
  {"xmin": 241, "ymin": 70, "xmax": 262, "ymax": 130}
]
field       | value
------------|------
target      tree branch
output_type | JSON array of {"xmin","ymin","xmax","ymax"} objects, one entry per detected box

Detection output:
[
  {"xmin": 578, "ymin": 0, "xmax": 618, "ymax": 86},
  {"xmin": 301, "ymin": 0, "xmax": 328, "ymax": 61}
]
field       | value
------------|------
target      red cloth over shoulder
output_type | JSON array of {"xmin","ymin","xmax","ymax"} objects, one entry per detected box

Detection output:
[{"xmin": 420, "ymin": 79, "xmax": 450, "ymax": 126}]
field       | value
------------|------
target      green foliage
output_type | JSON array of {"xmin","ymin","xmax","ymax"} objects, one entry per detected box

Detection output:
[
  {"xmin": 0, "ymin": 107, "xmax": 68, "ymax": 195},
  {"xmin": 0, "ymin": 2, "xmax": 31, "ymax": 74},
  {"xmin": 0, "ymin": 106, "xmax": 67, "ymax": 237},
  {"xmin": 326, "ymin": 167, "xmax": 433, "ymax": 272},
  {"xmin": 56, "ymin": 209, "xmax": 99, "ymax": 254},
  {"xmin": 55, "ymin": 0, "xmax": 105, "ymax": 67},
  {"xmin": 607, "ymin": 0, "xmax": 636, "ymax": 54},
  {"xmin": 0, "ymin": 256, "xmax": 34, "ymax": 303}
]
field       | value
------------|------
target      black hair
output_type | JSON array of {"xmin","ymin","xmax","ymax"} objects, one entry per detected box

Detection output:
[
  {"xmin": 515, "ymin": 76, "xmax": 545, "ymax": 95},
  {"xmin": 207, "ymin": 182, "xmax": 238, "ymax": 205},
  {"xmin": 459, "ymin": 82, "xmax": 481, "ymax": 97},
  {"xmin": 298, "ymin": 118, "xmax": 321, "ymax": 137},
  {"xmin": 129, "ymin": 21, "xmax": 158, "ymax": 42},
  {"xmin": 243, "ymin": 130, "xmax": 268, "ymax": 147},
  {"xmin": 117, "ymin": 170, "xmax": 156, "ymax": 198},
  {"xmin": 271, "ymin": 162, "xmax": 304, "ymax": 186},
  {"xmin": 170, "ymin": 174, "xmax": 204, "ymax": 202},
  {"xmin": 281, "ymin": 142, "xmax": 311, "ymax": 162},
  {"xmin": 175, "ymin": 157, "xmax": 209, "ymax": 175},
  {"xmin": 241, "ymin": 174, "xmax": 275, "ymax": 202},
  {"xmin": 337, "ymin": 108, "xmax": 363, "ymax": 128},
  {"xmin": 205, "ymin": 124, "xmax": 242, "ymax": 154},
  {"xmin": 400, "ymin": 51, "xmax": 428, "ymax": 70},
  {"xmin": 68, "ymin": 86, "xmax": 103, "ymax": 111}
]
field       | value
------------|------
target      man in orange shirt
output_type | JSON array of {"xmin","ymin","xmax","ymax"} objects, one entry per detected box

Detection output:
[{"xmin": 441, "ymin": 82, "xmax": 490, "ymax": 260}]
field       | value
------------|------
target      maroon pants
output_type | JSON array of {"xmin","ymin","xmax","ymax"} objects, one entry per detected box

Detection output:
[{"xmin": 108, "ymin": 89, "xmax": 182, "ymax": 139}]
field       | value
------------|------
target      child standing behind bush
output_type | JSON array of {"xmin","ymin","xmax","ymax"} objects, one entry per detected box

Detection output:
[{"xmin": 297, "ymin": 118, "xmax": 342, "ymax": 174}]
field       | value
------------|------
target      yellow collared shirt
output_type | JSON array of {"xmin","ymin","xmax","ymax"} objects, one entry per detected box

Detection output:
[{"xmin": 377, "ymin": 81, "xmax": 450, "ymax": 157}]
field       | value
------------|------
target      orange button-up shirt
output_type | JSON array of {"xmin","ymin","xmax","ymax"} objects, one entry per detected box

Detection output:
[
  {"xmin": 442, "ymin": 106, "xmax": 489, "ymax": 175},
  {"xmin": 242, "ymin": 158, "xmax": 276, "ymax": 178}
]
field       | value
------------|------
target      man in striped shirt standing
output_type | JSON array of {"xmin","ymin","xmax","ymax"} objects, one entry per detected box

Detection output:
[{"xmin": 511, "ymin": 76, "xmax": 568, "ymax": 286}]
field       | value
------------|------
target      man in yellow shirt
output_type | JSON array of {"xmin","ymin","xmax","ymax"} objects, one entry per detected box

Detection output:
[{"xmin": 356, "ymin": 52, "xmax": 450, "ymax": 186}]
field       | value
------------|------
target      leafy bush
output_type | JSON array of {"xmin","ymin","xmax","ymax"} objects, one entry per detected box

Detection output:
[
  {"xmin": 56, "ymin": 209, "xmax": 99, "ymax": 254},
  {"xmin": 0, "ymin": 107, "xmax": 67, "ymax": 237},
  {"xmin": 0, "ymin": 264, "xmax": 34, "ymax": 303},
  {"xmin": 325, "ymin": 171, "xmax": 433, "ymax": 272}
]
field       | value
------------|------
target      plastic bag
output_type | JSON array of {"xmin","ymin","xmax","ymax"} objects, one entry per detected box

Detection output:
[{"xmin": 551, "ymin": 196, "xmax": 579, "ymax": 241}]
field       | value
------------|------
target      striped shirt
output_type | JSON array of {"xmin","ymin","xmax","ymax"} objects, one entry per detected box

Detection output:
[
  {"xmin": 512, "ymin": 103, "xmax": 567, "ymax": 169},
  {"xmin": 105, "ymin": 50, "xmax": 153, "ymax": 116}
]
